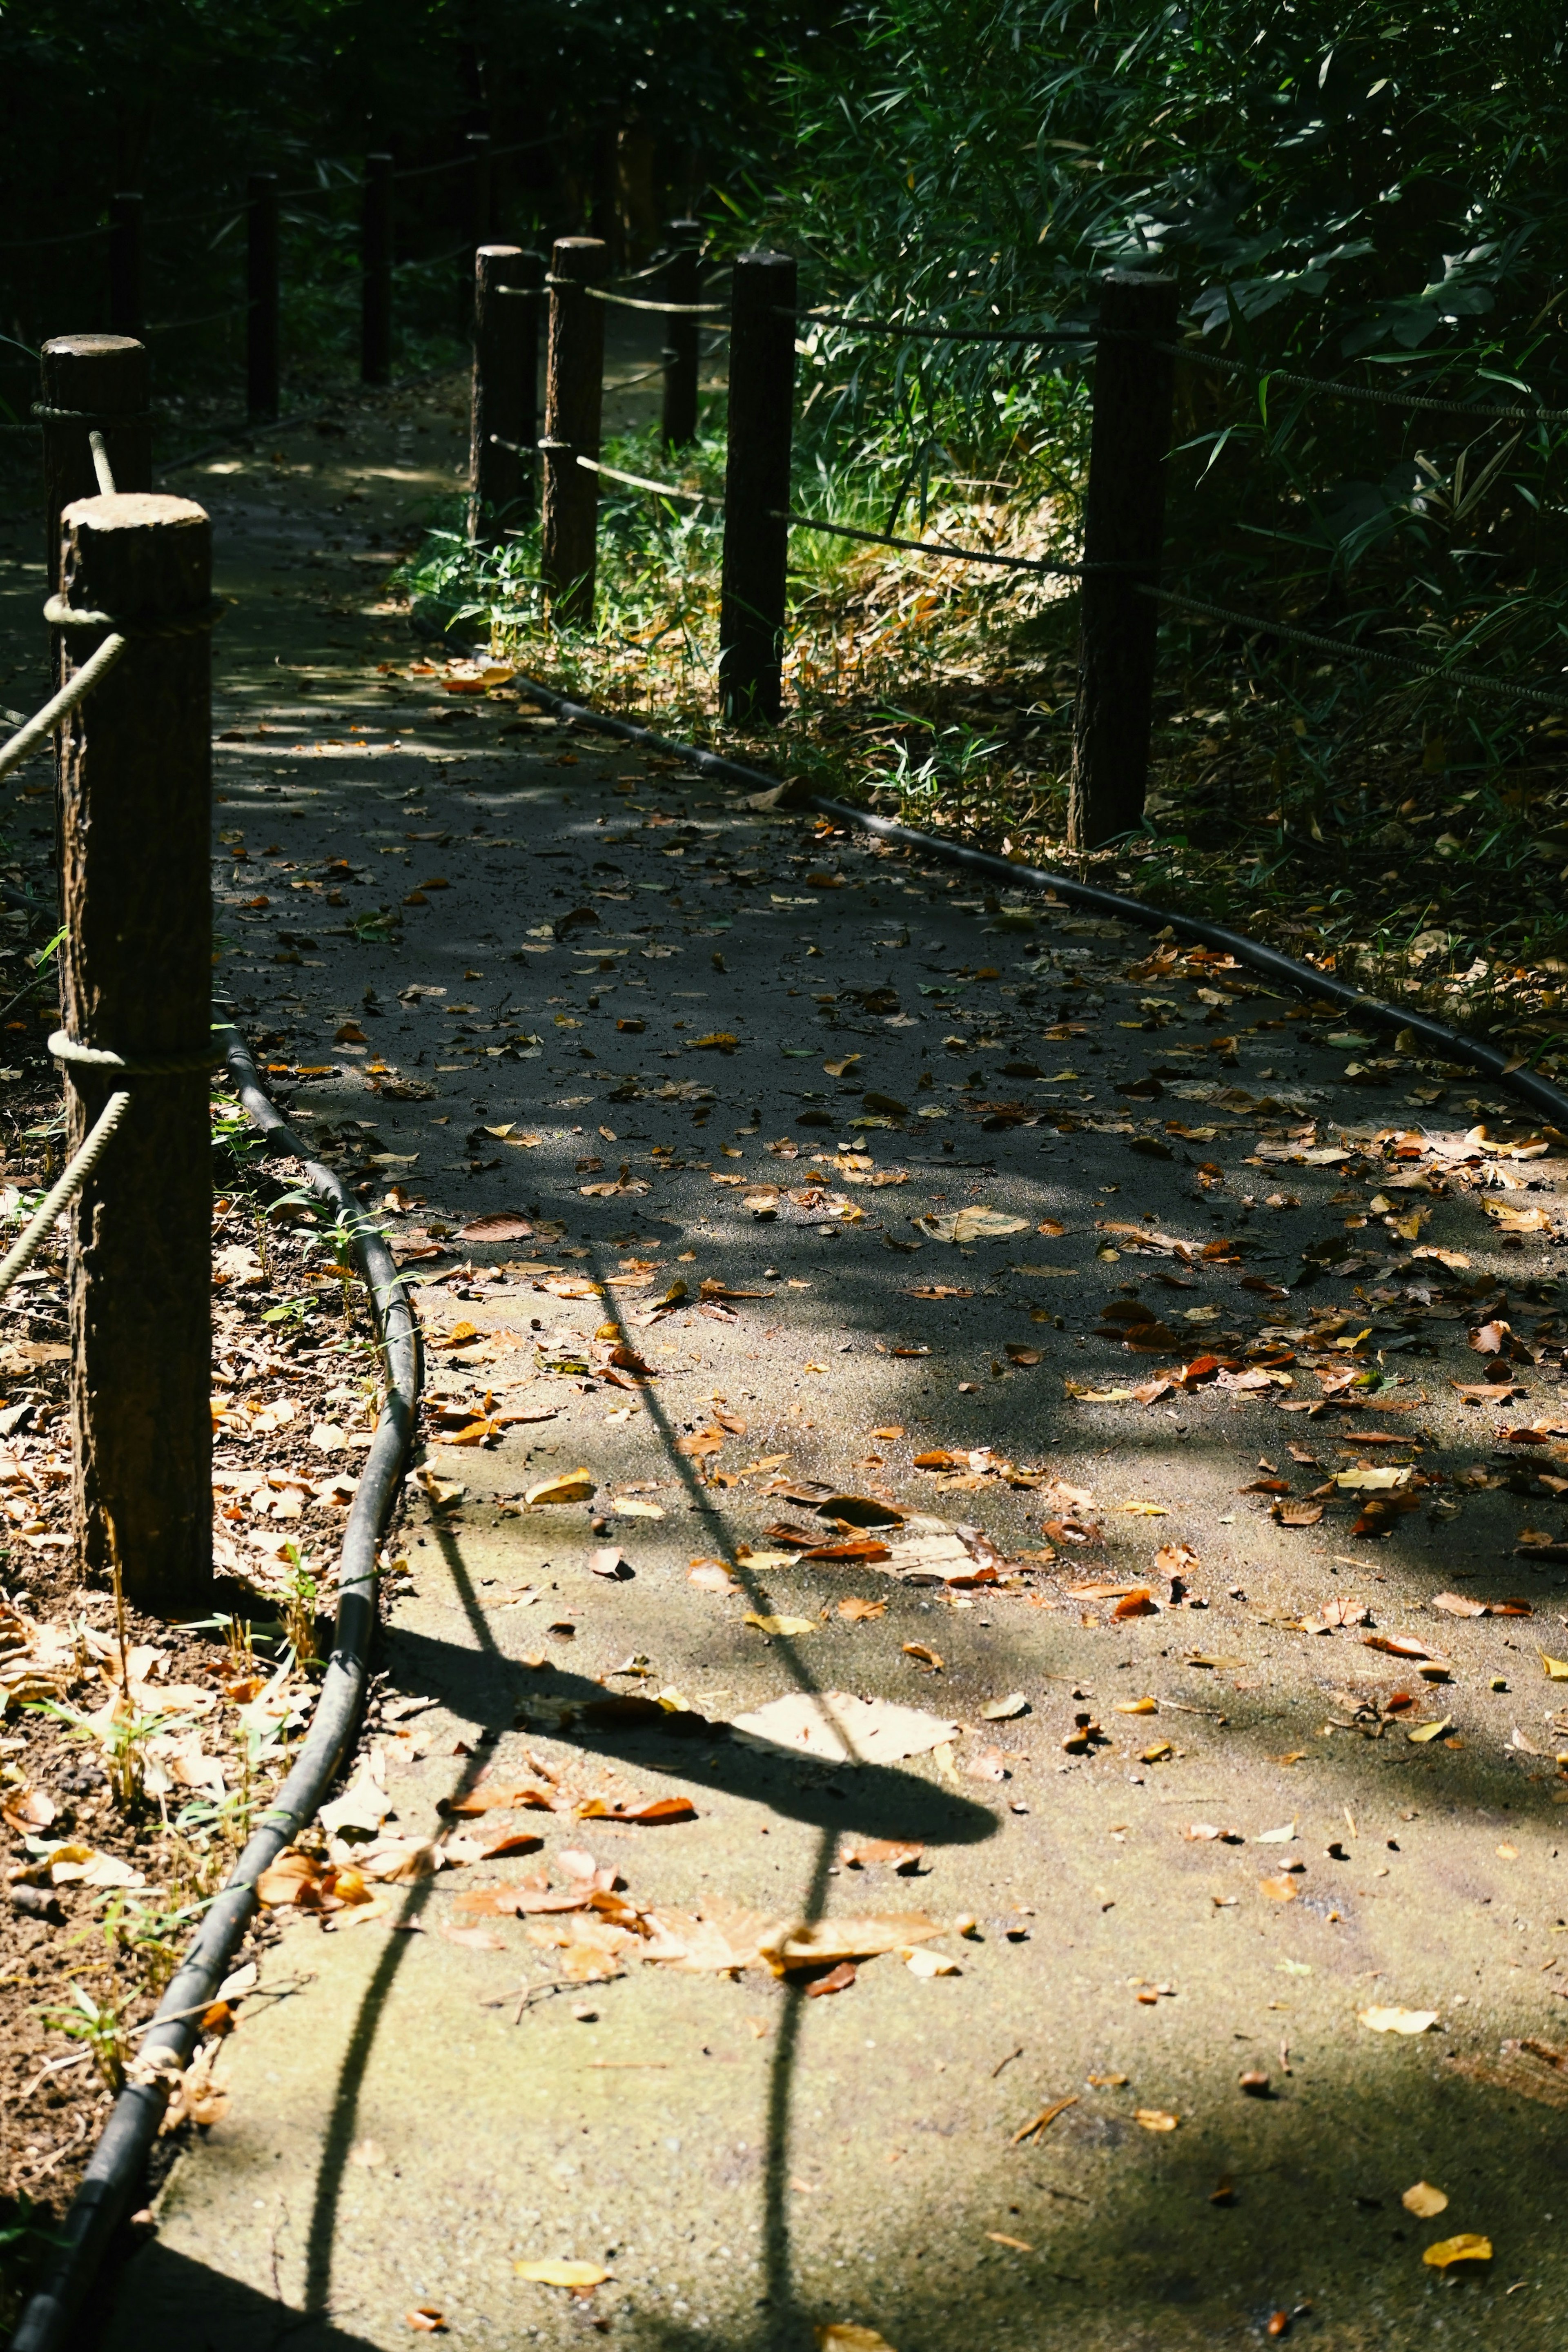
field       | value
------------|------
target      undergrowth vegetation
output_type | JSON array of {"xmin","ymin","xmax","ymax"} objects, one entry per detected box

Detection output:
[{"xmin": 399, "ymin": 0, "xmax": 1568, "ymax": 1073}]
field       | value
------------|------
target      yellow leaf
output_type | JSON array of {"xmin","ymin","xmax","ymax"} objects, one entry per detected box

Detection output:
[
  {"xmin": 1360, "ymin": 2006, "xmax": 1439, "ymax": 2034},
  {"xmin": 1114, "ymin": 1696, "xmax": 1158, "ymax": 1715},
  {"xmin": 523, "ymin": 1468, "xmax": 595, "ymax": 1507},
  {"xmin": 1422, "ymin": 2234, "xmax": 1491, "ymax": 2268},
  {"xmin": 1140, "ymin": 1740, "xmax": 1174, "ymax": 1763},
  {"xmin": 744, "ymin": 1614, "xmax": 816, "ymax": 1637},
  {"xmin": 1134, "ymin": 2109, "xmax": 1179, "ymax": 2132},
  {"xmin": 817, "ymin": 2328, "xmax": 898, "ymax": 2352},
  {"xmin": 1541, "ymin": 1652, "xmax": 1568, "ymax": 1681},
  {"xmin": 515, "ymin": 2260, "xmax": 610, "ymax": 2288},
  {"xmin": 1402, "ymin": 2182, "xmax": 1449, "ymax": 2218},
  {"xmin": 1407, "ymin": 1717, "xmax": 1452, "ymax": 1744}
]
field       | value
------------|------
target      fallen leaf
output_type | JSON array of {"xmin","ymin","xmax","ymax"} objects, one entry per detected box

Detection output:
[
  {"xmin": 440, "ymin": 1923, "xmax": 508, "ymax": 1951},
  {"xmin": 459, "ymin": 1212, "xmax": 534, "ymax": 1243},
  {"xmin": 985, "ymin": 2230, "xmax": 1033, "ymax": 2251},
  {"xmin": 514, "ymin": 2260, "xmax": 610, "ymax": 2289},
  {"xmin": 1361, "ymin": 2007, "xmax": 1439, "ymax": 2034},
  {"xmin": 1010, "ymin": 2094, "xmax": 1078, "ymax": 2145},
  {"xmin": 1407, "ymin": 1717, "xmax": 1452, "ymax": 1744},
  {"xmin": 730, "ymin": 1690, "xmax": 958, "ymax": 1764},
  {"xmin": 524, "ymin": 1468, "xmax": 595, "ymax": 1506},
  {"xmin": 755, "ymin": 1914, "xmax": 947, "ymax": 1973},
  {"xmin": 816, "ymin": 2328, "xmax": 898, "ymax": 2352},
  {"xmin": 805, "ymin": 1960, "xmax": 858, "ymax": 1997},
  {"xmin": 902, "ymin": 1642, "xmax": 944, "ymax": 1670},
  {"xmin": 980, "ymin": 1693, "xmax": 1029, "ymax": 1720},
  {"xmin": 1542, "ymin": 1652, "xmax": 1568, "ymax": 1681},
  {"xmin": 1403, "ymin": 2181, "xmax": 1450, "ymax": 2218},
  {"xmin": 838, "ymin": 1597, "xmax": 887, "ymax": 1623},
  {"xmin": 575, "ymin": 1795, "xmax": 697, "ymax": 1824},
  {"xmin": 1258, "ymin": 1875, "xmax": 1298, "ymax": 1902},
  {"xmin": 913, "ymin": 1209, "xmax": 1029, "ymax": 1245},
  {"xmin": 1422, "ymin": 2234, "xmax": 1491, "ymax": 2268},
  {"xmin": 1134, "ymin": 2109, "xmax": 1179, "ymax": 2132},
  {"xmin": 745, "ymin": 1613, "xmax": 817, "ymax": 1637},
  {"xmin": 406, "ymin": 2307, "xmax": 447, "ymax": 2333},
  {"xmin": 842, "ymin": 1838, "xmax": 923, "ymax": 1871}
]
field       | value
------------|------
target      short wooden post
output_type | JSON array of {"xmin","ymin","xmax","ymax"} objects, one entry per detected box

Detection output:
[
  {"xmin": 718, "ymin": 248, "xmax": 797, "ymax": 726},
  {"xmin": 661, "ymin": 217, "xmax": 702, "ymax": 450},
  {"xmin": 247, "ymin": 172, "xmax": 280, "ymax": 420},
  {"xmin": 1067, "ymin": 269, "xmax": 1178, "ymax": 851},
  {"xmin": 56, "ymin": 491, "xmax": 214, "ymax": 1616},
  {"xmin": 539, "ymin": 235, "xmax": 607, "ymax": 626},
  {"xmin": 469, "ymin": 244, "xmax": 531, "ymax": 546},
  {"xmin": 361, "ymin": 153, "xmax": 394, "ymax": 387},
  {"xmin": 108, "ymin": 194, "xmax": 143, "ymax": 339}
]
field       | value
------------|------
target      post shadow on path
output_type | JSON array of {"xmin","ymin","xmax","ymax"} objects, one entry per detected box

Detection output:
[{"xmin": 275, "ymin": 1312, "xmax": 1002, "ymax": 2348}]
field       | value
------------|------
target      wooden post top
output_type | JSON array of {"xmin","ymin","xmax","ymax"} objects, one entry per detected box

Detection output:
[
  {"xmin": 61, "ymin": 492, "xmax": 207, "ymax": 535},
  {"xmin": 42, "ymin": 334, "xmax": 147, "ymax": 362}
]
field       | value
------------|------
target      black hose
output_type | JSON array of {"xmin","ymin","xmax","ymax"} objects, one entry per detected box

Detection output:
[
  {"xmin": 9, "ymin": 1024, "xmax": 423, "ymax": 2352},
  {"xmin": 501, "ymin": 665, "xmax": 1568, "ymax": 1134}
]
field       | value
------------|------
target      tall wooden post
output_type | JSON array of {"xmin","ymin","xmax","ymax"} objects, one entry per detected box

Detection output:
[
  {"xmin": 718, "ymin": 248, "xmax": 797, "ymax": 726},
  {"xmin": 361, "ymin": 154, "xmax": 394, "ymax": 387},
  {"xmin": 467, "ymin": 131, "xmax": 493, "ymax": 247},
  {"xmin": 469, "ymin": 244, "xmax": 530, "ymax": 546},
  {"xmin": 246, "ymin": 172, "xmax": 280, "ymax": 420},
  {"xmin": 1068, "ymin": 270, "xmax": 1178, "ymax": 851},
  {"xmin": 662, "ymin": 218, "xmax": 702, "ymax": 450},
  {"xmin": 108, "ymin": 195, "xmax": 143, "ymax": 340},
  {"xmin": 56, "ymin": 492, "xmax": 214, "ymax": 1616},
  {"xmin": 39, "ymin": 337, "xmax": 151, "ymax": 599},
  {"xmin": 539, "ymin": 235, "xmax": 607, "ymax": 626}
]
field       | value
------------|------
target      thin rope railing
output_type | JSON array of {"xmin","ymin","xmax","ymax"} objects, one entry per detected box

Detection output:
[
  {"xmin": 1158, "ymin": 339, "xmax": 1568, "ymax": 423},
  {"xmin": 0, "ymin": 636, "xmax": 128, "ymax": 782},
  {"xmin": 586, "ymin": 288, "xmax": 725, "ymax": 316},
  {"xmin": 145, "ymin": 300, "xmax": 254, "ymax": 338},
  {"xmin": 0, "ymin": 224, "xmax": 114, "ymax": 255},
  {"xmin": 0, "ymin": 1095, "xmax": 131, "ymax": 1300},
  {"xmin": 577, "ymin": 454, "xmax": 718, "ymax": 505},
  {"xmin": 791, "ymin": 308, "xmax": 1097, "ymax": 346},
  {"xmin": 1142, "ymin": 585, "xmax": 1568, "ymax": 713},
  {"xmin": 778, "ymin": 507, "xmax": 1111, "ymax": 574}
]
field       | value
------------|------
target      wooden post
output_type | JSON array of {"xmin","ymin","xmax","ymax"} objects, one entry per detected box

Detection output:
[
  {"xmin": 468, "ymin": 244, "xmax": 530, "ymax": 546},
  {"xmin": 108, "ymin": 194, "xmax": 143, "ymax": 340},
  {"xmin": 539, "ymin": 235, "xmax": 607, "ymax": 626},
  {"xmin": 1067, "ymin": 269, "xmax": 1179, "ymax": 851},
  {"xmin": 247, "ymin": 172, "xmax": 280, "ymax": 420},
  {"xmin": 39, "ymin": 337, "xmax": 151, "ymax": 599},
  {"xmin": 718, "ymin": 248, "xmax": 797, "ymax": 726},
  {"xmin": 661, "ymin": 217, "xmax": 702, "ymax": 450},
  {"xmin": 56, "ymin": 491, "xmax": 214, "ymax": 1616},
  {"xmin": 468, "ymin": 131, "xmax": 493, "ymax": 248},
  {"xmin": 361, "ymin": 154, "xmax": 394, "ymax": 387}
]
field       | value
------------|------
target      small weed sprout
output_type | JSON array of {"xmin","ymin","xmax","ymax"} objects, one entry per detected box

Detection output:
[{"xmin": 45, "ymin": 1983, "xmax": 131, "ymax": 2094}]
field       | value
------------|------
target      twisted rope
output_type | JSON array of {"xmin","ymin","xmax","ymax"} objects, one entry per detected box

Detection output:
[
  {"xmin": 1143, "ymin": 585, "xmax": 1568, "ymax": 712},
  {"xmin": 0, "ymin": 636, "xmax": 127, "ymax": 781},
  {"xmin": 0, "ymin": 1094, "xmax": 130, "ymax": 1300},
  {"xmin": 585, "ymin": 288, "xmax": 724, "ymax": 316},
  {"xmin": 577, "ymin": 455, "xmax": 716, "ymax": 506},
  {"xmin": 50, "ymin": 1032, "xmax": 225, "ymax": 1077}
]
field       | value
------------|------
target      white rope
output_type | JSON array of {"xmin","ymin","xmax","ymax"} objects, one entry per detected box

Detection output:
[
  {"xmin": 0, "ymin": 1093, "xmax": 131, "ymax": 1298},
  {"xmin": 0, "ymin": 634, "xmax": 128, "ymax": 782}
]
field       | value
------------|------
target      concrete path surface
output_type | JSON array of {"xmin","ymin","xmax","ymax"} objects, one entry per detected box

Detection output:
[{"xmin": 8, "ymin": 363, "xmax": 1568, "ymax": 2352}]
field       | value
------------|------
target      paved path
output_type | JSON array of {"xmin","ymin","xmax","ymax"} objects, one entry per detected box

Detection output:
[{"xmin": 8, "ymin": 358, "xmax": 1568, "ymax": 2352}]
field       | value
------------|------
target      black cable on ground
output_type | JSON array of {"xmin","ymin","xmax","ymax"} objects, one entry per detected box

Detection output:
[
  {"xmin": 9, "ymin": 1023, "xmax": 423, "ymax": 2352},
  {"xmin": 500, "ymin": 665, "xmax": 1568, "ymax": 1133}
]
